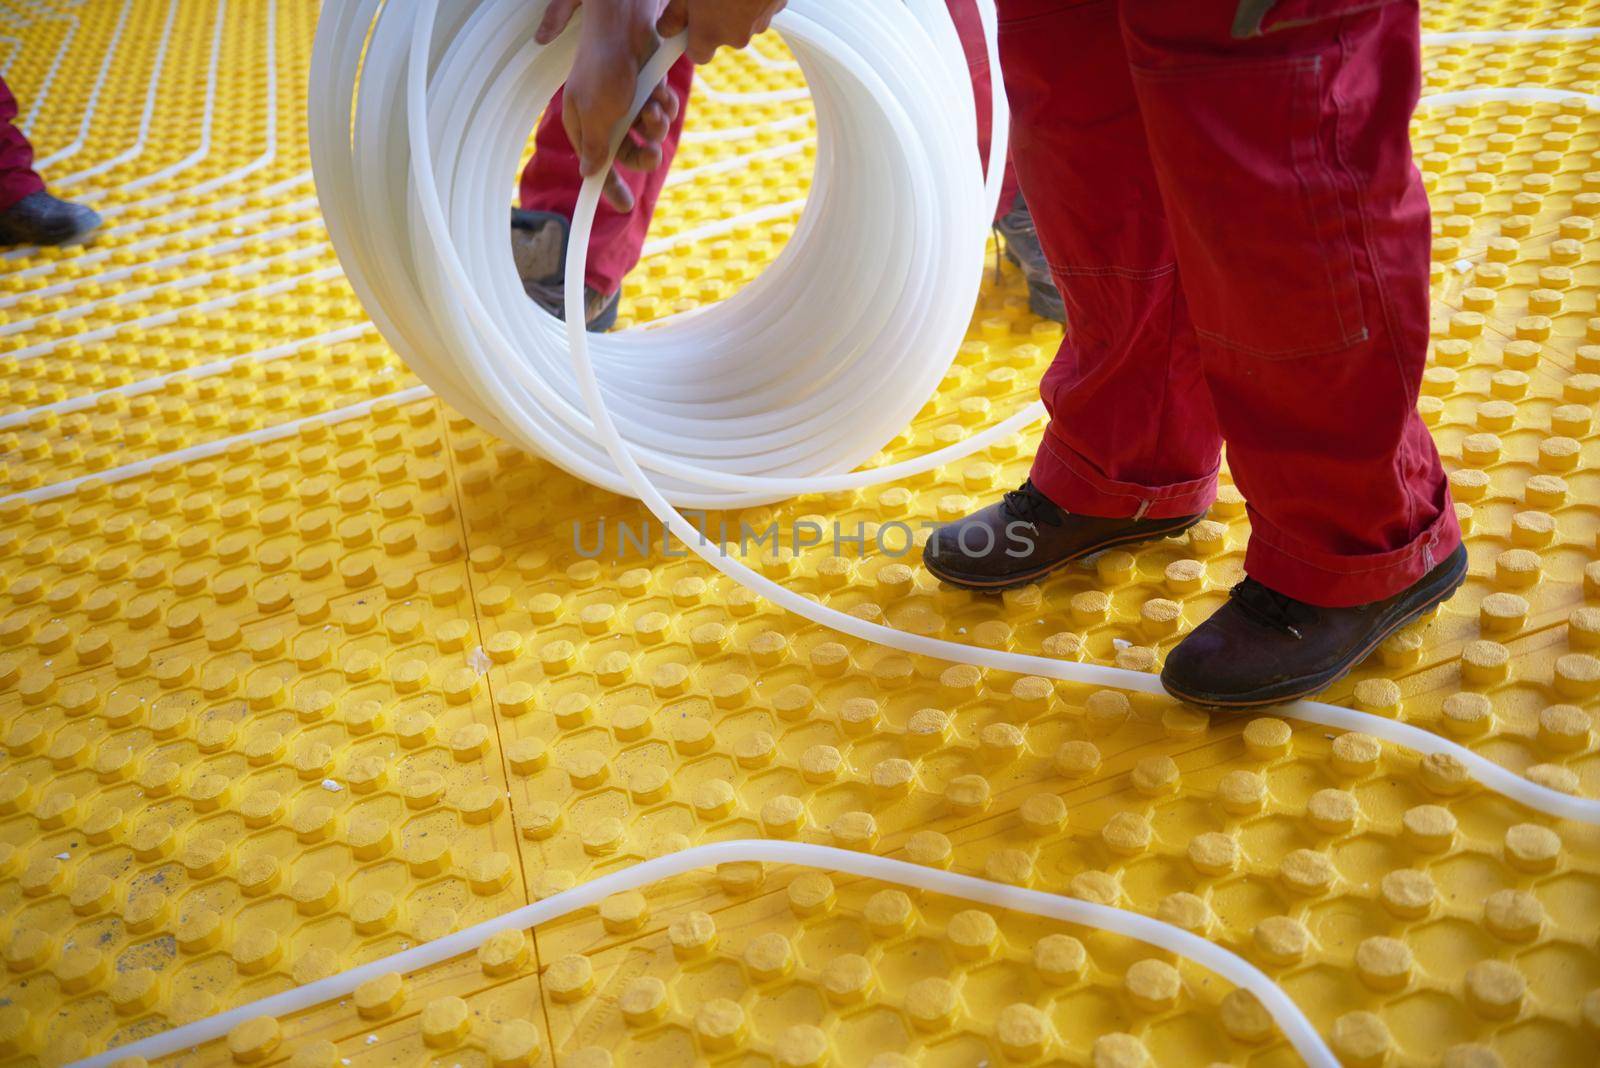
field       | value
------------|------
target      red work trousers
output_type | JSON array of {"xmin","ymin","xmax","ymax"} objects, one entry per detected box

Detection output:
[
  {"xmin": 0, "ymin": 75, "xmax": 45, "ymax": 211},
  {"xmin": 1005, "ymin": 0, "xmax": 1459, "ymax": 607},
  {"xmin": 519, "ymin": 0, "xmax": 1020, "ymax": 295}
]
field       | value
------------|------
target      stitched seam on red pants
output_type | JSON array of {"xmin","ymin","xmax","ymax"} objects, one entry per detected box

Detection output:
[
  {"xmin": 1039, "ymin": 432, "xmax": 1220, "ymax": 503},
  {"xmin": 1245, "ymin": 503, "xmax": 1453, "ymax": 575},
  {"xmin": 1129, "ymin": 53, "xmax": 1317, "ymax": 81},
  {"xmin": 1047, "ymin": 261, "xmax": 1177, "ymax": 280},
  {"xmin": 1193, "ymin": 324, "xmax": 1368, "ymax": 359},
  {"xmin": 1295, "ymin": 54, "xmax": 1361, "ymax": 345},
  {"xmin": 1131, "ymin": 52, "xmax": 1368, "ymax": 359},
  {"xmin": 1250, "ymin": 539, "xmax": 1429, "ymax": 579},
  {"xmin": 1323, "ymin": 23, "xmax": 1382, "ymax": 354},
  {"xmin": 1148, "ymin": 258, "xmax": 1186, "ymax": 515},
  {"xmin": 1331, "ymin": 11, "xmax": 1425, "ymax": 540}
]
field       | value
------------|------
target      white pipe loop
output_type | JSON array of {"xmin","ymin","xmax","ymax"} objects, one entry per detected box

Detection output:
[{"xmin": 1422, "ymin": 27, "xmax": 1600, "ymax": 44}]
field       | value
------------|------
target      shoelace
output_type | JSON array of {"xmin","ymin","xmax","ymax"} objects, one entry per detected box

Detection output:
[
  {"xmin": 1230, "ymin": 578, "xmax": 1318, "ymax": 640},
  {"xmin": 1001, "ymin": 479, "xmax": 1064, "ymax": 527},
  {"xmin": 990, "ymin": 195, "xmax": 1033, "ymax": 283}
]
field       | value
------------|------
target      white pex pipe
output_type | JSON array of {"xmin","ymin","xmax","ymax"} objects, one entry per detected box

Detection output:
[
  {"xmin": 101, "ymin": 0, "xmax": 227, "ymax": 199},
  {"xmin": 31, "ymin": 0, "xmax": 129, "ymax": 170},
  {"xmin": 13, "ymin": 0, "xmax": 74, "ymax": 136},
  {"xmin": 1418, "ymin": 86, "xmax": 1600, "ymax": 108},
  {"xmin": 1421, "ymin": 27, "xmax": 1600, "ymax": 43},
  {"xmin": 72, "ymin": 843, "xmax": 1337, "ymax": 1068},
  {"xmin": 70, "ymin": 8, "xmax": 1600, "ymax": 1068},
  {"xmin": 50, "ymin": 0, "xmax": 178, "ymax": 188}
]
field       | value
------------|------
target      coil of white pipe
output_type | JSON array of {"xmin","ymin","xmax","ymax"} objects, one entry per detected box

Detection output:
[
  {"xmin": 74, "ymin": 6, "xmax": 1600, "ymax": 1067},
  {"xmin": 309, "ymin": 0, "xmax": 1038, "ymax": 511}
]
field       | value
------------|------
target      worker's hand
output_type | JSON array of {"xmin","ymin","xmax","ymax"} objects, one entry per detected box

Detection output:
[
  {"xmin": 591, "ymin": 76, "xmax": 678, "ymax": 211},
  {"xmin": 658, "ymin": 0, "xmax": 787, "ymax": 63},
  {"xmin": 535, "ymin": 0, "xmax": 680, "ymax": 212}
]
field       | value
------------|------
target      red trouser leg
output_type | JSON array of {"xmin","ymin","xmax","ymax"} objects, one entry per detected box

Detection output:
[
  {"xmin": 1007, "ymin": 0, "xmax": 1459, "ymax": 607},
  {"xmin": 517, "ymin": 0, "xmax": 1019, "ymax": 294},
  {"xmin": 519, "ymin": 55, "xmax": 697, "ymax": 295},
  {"xmin": 1005, "ymin": 0, "xmax": 1224, "ymax": 522},
  {"xmin": 946, "ymin": 0, "xmax": 1022, "ymax": 215},
  {"xmin": 0, "ymin": 75, "xmax": 45, "ymax": 211}
]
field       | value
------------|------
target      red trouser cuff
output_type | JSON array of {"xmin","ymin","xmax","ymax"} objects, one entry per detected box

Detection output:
[
  {"xmin": 1029, "ymin": 429, "xmax": 1219, "ymax": 520},
  {"xmin": 1242, "ymin": 495, "xmax": 1463, "ymax": 609}
]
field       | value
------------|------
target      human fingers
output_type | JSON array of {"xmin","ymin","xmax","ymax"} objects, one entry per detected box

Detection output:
[
  {"xmin": 632, "ymin": 94, "xmax": 672, "ymax": 147},
  {"xmin": 656, "ymin": 0, "xmax": 688, "ymax": 37},
  {"xmin": 615, "ymin": 132, "xmax": 663, "ymax": 173},
  {"xmin": 602, "ymin": 168, "xmax": 636, "ymax": 212},
  {"xmin": 650, "ymin": 78, "xmax": 679, "ymax": 122},
  {"xmin": 685, "ymin": 15, "xmax": 722, "ymax": 63},
  {"xmin": 534, "ymin": 0, "xmax": 580, "ymax": 45},
  {"xmin": 565, "ymin": 63, "xmax": 635, "ymax": 174}
]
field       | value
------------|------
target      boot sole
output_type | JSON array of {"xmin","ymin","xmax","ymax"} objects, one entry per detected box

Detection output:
[
  {"xmin": 522, "ymin": 289, "xmax": 621, "ymax": 333},
  {"xmin": 924, "ymin": 515, "xmax": 1204, "ymax": 592},
  {"xmin": 0, "ymin": 220, "xmax": 100, "ymax": 247},
  {"xmin": 1160, "ymin": 549, "xmax": 1470, "ymax": 710}
]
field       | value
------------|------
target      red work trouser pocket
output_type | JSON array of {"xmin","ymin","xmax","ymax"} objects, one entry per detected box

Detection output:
[{"xmin": 1132, "ymin": 54, "xmax": 1368, "ymax": 359}]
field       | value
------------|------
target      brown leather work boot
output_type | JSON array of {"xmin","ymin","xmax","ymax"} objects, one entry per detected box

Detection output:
[
  {"xmin": 922, "ymin": 479, "xmax": 1206, "ymax": 590},
  {"xmin": 510, "ymin": 209, "xmax": 621, "ymax": 332},
  {"xmin": 1161, "ymin": 543, "xmax": 1468, "ymax": 708}
]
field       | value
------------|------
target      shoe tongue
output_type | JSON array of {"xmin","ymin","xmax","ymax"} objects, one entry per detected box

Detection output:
[
  {"xmin": 1239, "ymin": 578, "xmax": 1287, "ymax": 606},
  {"xmin": 1003, "ymin": 483, "xmax": 1056, "ymax": 524},
  {"xmin": 1024, "ymin": 482, "xmax": 1057, "ymax": 513},
  {"xmin": 1235, "ymin": 580, "xmax": 1314, "ymax": 630}
]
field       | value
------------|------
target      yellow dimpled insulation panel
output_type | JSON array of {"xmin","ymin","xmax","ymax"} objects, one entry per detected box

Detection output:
[{"xmin": 0, "ymin": 0, "xmax": 1598, "ymax": 1066}]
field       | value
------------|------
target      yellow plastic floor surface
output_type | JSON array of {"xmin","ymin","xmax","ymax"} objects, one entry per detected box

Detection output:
[{"xmin": 1, "ymin": 1, "xmax": 1600, "ymax": 1065}]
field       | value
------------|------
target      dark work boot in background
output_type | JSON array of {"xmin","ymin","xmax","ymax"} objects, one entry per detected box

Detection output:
[
  {"xmin": 0, "ymin": 191, "xmax": 101, "ymax": 246},
  {"xmin": 510, "ymin": 208, "xmax": 621, "ymax": 332},
  {"xmin": 995, "ymin": 194, "xmax": 1065, "ymax": 324}
]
